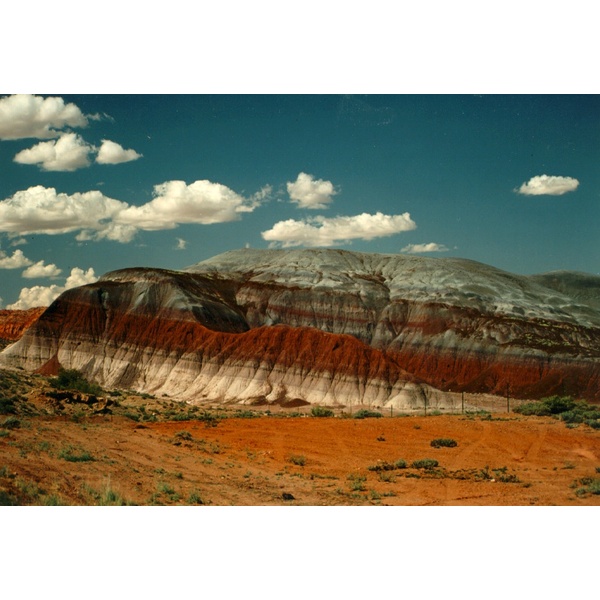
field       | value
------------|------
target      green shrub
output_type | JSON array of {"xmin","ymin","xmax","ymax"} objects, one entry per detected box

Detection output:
[
  {"xmin": 347, "ymin": 474, "xmax": 367, "ymax": 492},
  {"xmin": 353, "ymin": 409, "xmax": 383, "ymax": 419},
  {"xmin": 311, "ymin": 406, "xmax": 334, "ymax": 417},
  {"xmin": 50, "ymin": 368, "xmax": 103, "ymax": 396},
  {"xmin": 514, "ymin": 395, "xmax": 577, "ymax": 417},
  {"xmin": 1, "ymin": 416, "xmax": 20, "ymax": 429},
  {"xmin": 430, "ymin": 438, "xmax": 458, "ymax": 448},
  {"xmin": 367, "ymin": 459, "xmax": 407, "ymax": 472},
  {"xmin": 0, "ymin": 396, "xmax": 18, "ymax": 415},
  {"xmin": 411, "ymin": 458, "xmax": 439, "ymax": 470},
  {"xmin": 58, "ymin": 445, "xmax": 95, "ymax": 462},
  {"xmin": 289, "ymin": 455, "xmax": 306, "ymax": 466}
]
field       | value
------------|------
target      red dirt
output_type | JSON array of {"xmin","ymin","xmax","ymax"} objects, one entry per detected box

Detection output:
[{"xmin": 2, "ymin": 408, "xmax": 599, "ymax": 506}]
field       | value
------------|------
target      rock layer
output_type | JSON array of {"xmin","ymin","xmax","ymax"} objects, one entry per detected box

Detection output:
[
  {"xmin": 0, "ymin": 308, "xmax": 45, "ymax": 344},
  {"xmin": 2, "ymin": 249, "xmax": 599, "ymax": 405}
]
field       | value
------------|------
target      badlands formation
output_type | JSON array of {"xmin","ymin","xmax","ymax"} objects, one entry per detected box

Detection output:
[{"xmin": 1, "ymin": 249, "xmax": 599, "ymax": 408}]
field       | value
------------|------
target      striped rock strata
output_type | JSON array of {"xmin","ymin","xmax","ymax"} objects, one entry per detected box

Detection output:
[{"xmin": 1, "ymin": 249, "xmax": 599, "ymax": 406}]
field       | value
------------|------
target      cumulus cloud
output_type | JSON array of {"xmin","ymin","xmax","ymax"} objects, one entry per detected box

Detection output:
[
  {"xmin": 262, "ymin": 212, "xmax": 417, "ymax": 247},
  {"xmin": 287, "ymin": 172, "xmax": 338, "ymax": 209},
  {"xmin": 0, "ymin": 249, "xmax": 33, "ymax": 269},
  {"xmin": 22, "ymin": 260, "xmax": 62, "ymax": 279},
  {"xmin": 401, "ymin": 242, "xmax": 449, "ymax": 254},
  {"xmin": 517, "ymin": 175, "xmax": 579, "ymax": 196},
  {"xmin": 0, "ymin": 180, "xmax": 265, "ymax": 243},
  {"xmin": 175, "ymin": 238, "xmax": 187, "ymax": 250},
  {"xmin": 7, "ymin": 267, "xmax": 97, "ymax": 310},
  {"xmin": 115, "ymin": 179, "xmax": 262, "ymax": 231},
  {"xmin": 13, "ymin": 132, "xmax": 94, "ymax": 171},
  {"xmin": 0, "ymin": 185, "xmax": 128, "ymax": 237},
  {"xmin": 96, "ymin": 139, "xmax": 142, "ymax": 164},
  {"xmin": 0, "ymin": 94, "xmax": 88, "ymax": 140}
]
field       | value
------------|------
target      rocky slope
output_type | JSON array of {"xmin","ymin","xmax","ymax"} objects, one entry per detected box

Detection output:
[
  {"xmin": 0, "ymin": 308, "xmax": 45, "ymax": 346},
  {"xmin": 2, "ymin": 249, "xmax": 599, "ymax": 406}
]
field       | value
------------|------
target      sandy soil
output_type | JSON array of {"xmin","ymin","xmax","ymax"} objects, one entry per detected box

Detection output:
[{"xmin": 2, "ymin": 398, "xmax": 599, "ymax": 505}]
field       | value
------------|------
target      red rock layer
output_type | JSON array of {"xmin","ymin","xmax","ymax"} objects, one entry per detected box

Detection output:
[{"xmin": 0, "ymin": 308, "xmax": 45, "ymax": 341}]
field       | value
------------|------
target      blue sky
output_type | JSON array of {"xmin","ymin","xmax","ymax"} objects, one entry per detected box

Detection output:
[{"xmin": 0, "ymin": 93, "xmax": 598, "ymax": 309}]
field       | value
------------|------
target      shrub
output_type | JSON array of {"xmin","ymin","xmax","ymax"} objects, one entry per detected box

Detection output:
[
  {"xmin": 58, "ymin": 445, "xmax": 95, "ymax": 462},
  {"xmin": 411, "ymin": 458, "xmax": 439, "ymax": 470},
  {"xmin": 347, "ymin": 474, "xmax": 367, "ymax": 492},
  {"xmin": 353, "ymin": 409, "xmax": 383, "ymax": 419},
  {"xmin": 311, "ymin": 406, "xmax": 334, "ymax": 417},
  {"xmin": 367, "ymin": 459, "xmax": 406, "ymax": 472},
  {"xmin": 0, "ymin": 396, "xmax": 18, "ymax": 415},
  {"xmin": 50, "ymin": 368, "xmax": 103, "ymax": 396},
  {"xmin": 288, "ymin": 455, "xmax": 306, "ymax": 466},
  {"xmin": 430, "ymin": 438, "xmax": 458, "ymax": 448},
  {"xmin": 514, "ymin": 395, "xmax": 577, "ymax": 417},
  {"xmin": 1, "ymin": 416, "xmax": 20, "ymax": 429}
]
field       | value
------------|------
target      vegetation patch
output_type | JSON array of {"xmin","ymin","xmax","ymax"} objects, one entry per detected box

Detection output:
[
  {"xmin": 311, "ymin": 406, "xmax": 334, "ymax": 417},
  {"xmin": 58, "ymin": 445, "xmax": 95, "ymax": 463},
  {"xmin": 49, "ymin": 368, "xmax": 103, "ymax": 396},
  {"xmin": 353, "ymin": 409, "xmax": 383, "ymax": 419},
  {"xmin": 572, "ymin": 476, "xmax": 600, "ymax": 497},
  {"xmin": 367, "ymin": 459, "xmax": 407, "ymax": 472},
  {"xmin": 288, "ymin": 454, "xmax": 306, "ymax": 466},
  {"xmin": 430, "ymin": 438, "xmax": 458, "ymax": 448},
  {"xmin": 411, "ymin": 458, "xmax": 439, "ymax": 470}
]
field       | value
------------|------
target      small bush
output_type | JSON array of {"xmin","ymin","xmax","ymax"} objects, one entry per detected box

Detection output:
[
  {"xmin": 289, "ymin": 455, "xmax": 306, "ymax": 466},
  {"xmin": 430, "ymin": 438, "xmax": 458, "ymax": 448},
  {"xmin": 367, "ymin": 459, "xmax": 407, "ymax": 472},
  {"xmin": 58, "ymin": 445, "xmax": 95, "ymax": 462},
  {"xmin": 50, "ymin": 368, "xmax": 103, "ymax": 396},
  {"xmin": 347, "ymin": 474, "xmax": 367, "ymax": 492},
  {"xmin": 1, "ymin": 416, "xmax": 20, "ymax": 429},
  {"xmin": 0, "ymin": 396, "xmax": 18, "ymax": 415},
  {"xmin": 411, "ymin": 458, "xmax": 439, "ymax": 470},
  {"xmin": 353, "ymin": 409, "xmax": 383, "ymax": 419},
  {"xmin": 311, "ymin": 406, "xmax": 334, "ymax": 418}
]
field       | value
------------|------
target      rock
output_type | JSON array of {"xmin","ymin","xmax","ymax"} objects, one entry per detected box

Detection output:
[{"xmin": 1, "ymin": 249, "xmax": 599, "ymax": 405}]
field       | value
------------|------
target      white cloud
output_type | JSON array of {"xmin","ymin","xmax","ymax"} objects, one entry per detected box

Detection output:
[
  {"xmin": 22, "ymin": 260, "xmax": 62, "ymax": 279},
  {"xmin": 13, "ymin": 132, "xmax": 94, "ymax": 171},
  {"xmin": 0, "ymin": 249, "xmax": 33, "ymax": 269},
  {"xmin": 0, "ymin": 180, "xmax": 266, "ymax": 243},
  {"xmin": 9, "ymin": 238, "xmax": 28, "ymax": 246},
  {"xmin": 0, "ymin": 185, "xmax": 129, "ymax": 237},
  {"xmin": 287, "ymin": 172, "xmax": 338, "ymax": 209},
  {"xmin": 7, "ymin": 267, "xmax": 97, "ymax": 310},
  {"xmin": 401, "ymin": 242, "xmax": 449, "ymax": 254},
  {"xmin": 517, "ymin": 174, "xmax": 579, "ymax": 196},
  {"xmin": 262, "ymin": 212, "xmax": 417, "ymax": 247},
  {"xmin": 115, "ymin": 179, "xmax": 262, "ymax": 230},
  {"xmin": 175, "ymin": 238, "xmax": 187, "ymax": 250},
  {"xmin": 0, "ymin": 94, "xmax": 88, "ymax": 140},
  {"xmin": 96, "ymin": 139, "xmax": 142, "ymax": 164}
]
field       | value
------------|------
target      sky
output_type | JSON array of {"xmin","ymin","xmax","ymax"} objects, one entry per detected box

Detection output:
[{"xmin": 0, "ymin": 93, "xmax": 598, "ymax": 309}]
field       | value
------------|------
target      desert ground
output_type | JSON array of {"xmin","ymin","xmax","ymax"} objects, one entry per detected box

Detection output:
[{"xmin": 1, "ymin": 376, "xmax": 599, "ymax": 506}]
